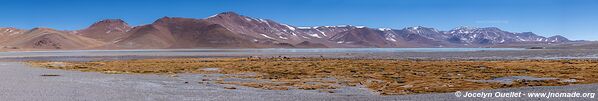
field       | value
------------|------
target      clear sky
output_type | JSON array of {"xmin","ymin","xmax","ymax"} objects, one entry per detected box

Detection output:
[{"xmin": 0, "ymin": 0, "xmax": 596, "ymax": 40}]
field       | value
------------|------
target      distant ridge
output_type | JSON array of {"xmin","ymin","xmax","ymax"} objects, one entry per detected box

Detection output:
[{"xmin": 0, "ymin": 12, "xmax": 573, "ymax": 50}]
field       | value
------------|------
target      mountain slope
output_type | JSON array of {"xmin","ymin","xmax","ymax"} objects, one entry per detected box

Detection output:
[
  {"xmin": 204, "ymin": 12, "xmax": 302, "ymax": 44},
  {"xmin": 330, "ymin": 28, "xmax": 400, "ymax": 47},
  {"xmin": 443, "ymin": 27, "xmax": 564, "ymax": 46},
  {"xmin": 1, "ymin": 28, "xmax": 105, "ymax": 49},
  {"xmin": 113, "ymin": 17, "xmax": 260, "ymax": 49},
  {"xmin": 0, "ymin": 27, "xmax": 26, "ymax": 42},
  {"xmin": 76, "ymin": 19, "xmax": 132, "ymax": 42},
  {"xmin": 0, "ymin": 12, "xmax": 576, "ymax": 50}
]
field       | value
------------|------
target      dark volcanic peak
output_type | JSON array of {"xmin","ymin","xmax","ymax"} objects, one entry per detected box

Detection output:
[
  {"xmin": 211, "ymin": 11, "xmax": 241, "ymax": 17},
  {"xmin": 87, "ymin": 19, "xmax": 130, "ymax": 29},
  {"xmin": 205, "ymin": 11, "xmax": 249, "ymax": 20}
]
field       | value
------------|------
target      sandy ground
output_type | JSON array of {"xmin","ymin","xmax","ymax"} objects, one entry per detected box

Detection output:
[{"xmin": 1, "ymin": 49, "xmax": 598, "ymax": 101}]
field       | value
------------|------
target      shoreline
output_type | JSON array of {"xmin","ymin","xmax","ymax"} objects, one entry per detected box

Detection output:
[{"xmin": 0, "ymin": 49, "xmax": 596, "ymax": 62}]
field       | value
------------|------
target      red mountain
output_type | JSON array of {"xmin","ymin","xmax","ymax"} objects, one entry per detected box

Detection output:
[
  {"xmin": 76, "ymin": 19, "xmax": 132, "ymax": 42},
  {"xmin": 0, "ymin": 12, "xmax": 576, "ymax": 50}
]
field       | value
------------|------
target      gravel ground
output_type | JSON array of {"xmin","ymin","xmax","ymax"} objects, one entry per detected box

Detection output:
[
  {"xmin": 1, "ymin": 62, "xmax": 597, "ymax": 101},
  {"xmin": 1, "ymin": 49, "xmax": 598, "ymax": 101}
]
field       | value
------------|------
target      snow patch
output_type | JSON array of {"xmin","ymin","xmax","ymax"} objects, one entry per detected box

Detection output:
[
  {"xmin": 516, "ymin": 36, "xmax": 527, "ymax": 41},
  {"xmin": 386, "ymin": 37, "xmax": 397, "ymax": 42},
  {"xmin": 258, "ymin": 19, "xmax": 269, "ymax": 23},
  {"xmin": 385, "ymin": 33, "xmax": 397, "ymax": 42},
  {"xmin": 206, "ymin": 14, "xmax": 219, "ymax": 19},
  {"xmin": 260, "ymin": 34, "xmax": 275, "ymax": 39},
  {"xmin": 409, "ymin": 26, "xmax": 421, "ymax": 30},
  {"xmin": 536, "ymin": 38, "xmax": 543, "ymax": 41},
  {"xmin": 551, "ymin": 37, "xmax": 560, "ymax": 42},
  {"xmin": 301, "ymin": 35, "xmax": 311, "ymax": 39},
  {"xmin": 282, "ymin": 24, "xmax": 295, "ymax": 31},
  {"xmin": 297, "ymin": 27, "xmax": 313, "ymax": 29},
  {"xmin": 308, "ymin": 33, "xmax": 322, "ymax": 38},
  {"xmin": 244, "ymin": 17, "xmax": 253, "ymax": 21},
  {"xmin": 258, "ymin": 19, "xmax": 272, "ymax": 27},
  {"xmin": 329, "ymin": 25, "xmax": 351, "ymax": 27},
  {"xmin": 378, "ymin": 28, "xmax": 392, "ymax": 31},
  {"xmin": 471, "ymin": 34, "xmax": 478, "ymax": 38},
  {"xmin": 278, "ymin": 36, "xmax": 288, "ymax": 40},
  {"xmin": 315, "ymin": 29, "xmax": 327, "ymax": 37}
]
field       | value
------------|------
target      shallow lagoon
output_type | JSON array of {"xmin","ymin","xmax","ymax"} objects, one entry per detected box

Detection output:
[{"xmin": 0, "ymin": 48, "xmax": 524, "ymax": 57}]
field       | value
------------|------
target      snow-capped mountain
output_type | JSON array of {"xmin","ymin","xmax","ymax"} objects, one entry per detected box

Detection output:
[
  {"xmin": 203, "ymin": 12, "xmax": 359, "ymax": 46},
  {"xmin": 329, "ymin": 27, "xmax": 398, "ymax": 47},
  {"xmin": 443, "ymin": 27, "xmax": 566, "ymax": 45},
  {"xmin": 0, "ymin": 12, "xmax": 573, "ymax": 50}
]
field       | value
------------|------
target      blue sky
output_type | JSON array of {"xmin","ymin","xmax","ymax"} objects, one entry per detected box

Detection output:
[{"xmin": 0, "ymin": 0, "xmax": 596, "ymax": 40}]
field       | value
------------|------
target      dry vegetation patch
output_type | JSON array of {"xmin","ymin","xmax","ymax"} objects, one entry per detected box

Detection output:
[{"xmin": 28, "ymin": 58, "xmax": 598, "ymax": 95}]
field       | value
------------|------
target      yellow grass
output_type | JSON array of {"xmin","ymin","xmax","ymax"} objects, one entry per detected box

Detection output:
[{"xmin": 28, "ymin": 58, "xmax": 598, "ymax": 95}]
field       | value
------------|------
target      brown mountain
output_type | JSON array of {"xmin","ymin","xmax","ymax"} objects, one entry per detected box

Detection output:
[
  {"xmin": 204, "ymin": 12, "xmax": 358, "ymax": 47},
  {"xmin": 112, "ymin": 17, "xmax": 260, "ymax": 49},
  {"xmin": 1, "ymin": 28, "xmax": 105, "ymax": 49},
  {"xmin": 0, "ymin": 12, "xmax": 578, "ymax": 50},
  {"xmin": 204, "ymin": 12, "xmax": 306, "ymax": 44},
  {"xmin": 0, "ymin": 27, "xmax": 26, "ymax": 42},
  {"xmin": 295, "ymin": 41, "xmax": 328, "ymax": 48},
  {"xmin": 76, "ymin": 19, "xmax": 132, "ymax": 42},
  {"xmin": 330, "ymin": 28, "xmax": 400, "ymax": 47}
]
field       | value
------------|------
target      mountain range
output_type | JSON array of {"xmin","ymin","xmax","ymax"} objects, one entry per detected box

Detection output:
[{"xmin": 0, "ymin": 12, "xmax": 573, "ymax": 50}]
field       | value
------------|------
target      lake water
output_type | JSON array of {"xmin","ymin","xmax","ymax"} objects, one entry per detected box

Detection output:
[{"xmin": 0, "ymin": 48, "xmax": 524, "ymax": 58}]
